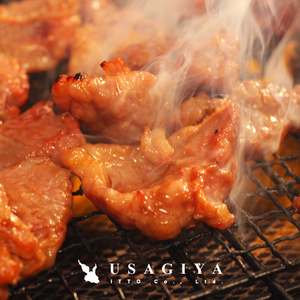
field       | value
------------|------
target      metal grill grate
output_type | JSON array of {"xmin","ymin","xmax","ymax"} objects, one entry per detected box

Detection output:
[
  {"xmin": 8, "ymin": 136, "xmax": 300, "ymax": 300},
  {"xmin": 1, "ymin": 0, "xmax": 300, "ymax": 297}
]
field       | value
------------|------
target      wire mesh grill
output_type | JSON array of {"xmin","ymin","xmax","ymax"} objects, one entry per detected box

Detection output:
[
  {"xmin": 1, "ymin": 19, "xmax": 299, "ymax": 298},
  {"xmin": 0, "ymin": 1, "xmax": 299, "ymax": 298},
  {"xmin": 8, "ymin": 135, "xmax": 300, "ymax": 300}
]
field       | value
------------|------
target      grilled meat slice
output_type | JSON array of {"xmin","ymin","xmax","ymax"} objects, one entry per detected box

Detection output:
[
  {"xmin": 0, "ymin": 100, "xmax": 86, "ymax": 171},
  {"xmin": 0, "ymin": 0, "xmax": 81, "ymax": 72},
  {"xmin": 59, "ymin": 100, "xmax": 239, "ymax": 240},
  {"xmin": 52, "ymin": 58, "xmax": 173, "ymax": 144},
  {"xmin": 0, "ymin": 156, "xmax": 73, "ymax": 298}
]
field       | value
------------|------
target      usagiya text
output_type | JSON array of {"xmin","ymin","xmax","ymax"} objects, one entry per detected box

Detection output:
[
  {"xmin": 109, "ymin": 263, "xmax": 223, "ymax": 275},
  {"xmin": 109, "ymin": 278, "xmax": 223, "ymax": 285}
]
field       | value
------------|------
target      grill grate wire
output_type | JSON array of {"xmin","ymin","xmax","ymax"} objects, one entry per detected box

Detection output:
[{"xmin": 8, "ymin": 135, "xmax": 300, "ymax": 300}]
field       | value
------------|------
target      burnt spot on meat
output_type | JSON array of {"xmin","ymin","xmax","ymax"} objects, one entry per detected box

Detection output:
[
  {"xmin": 74, "ymin": 72, "xmax": 86, "ymax": 80},
  {"xmin": 215, "ymin": 129, "xmax": 219, "ymax": 134},
  {"xmin": 54, "ymin": 74, "xmax": 63, "ymax": 83}
]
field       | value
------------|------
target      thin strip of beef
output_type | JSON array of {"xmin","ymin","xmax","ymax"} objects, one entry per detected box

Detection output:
[
  {"xmin": 0, "ymin": 53, "xmax": 29, "ymax": 123},
  {"xmin": 59, "ymin": 100, "xmax": 239, "ymax": 240},
  {"xmin": 0, "ymin": 156, "xmax": 73, "ymax": 299},
  {"xmin": 0, "ymin": 100, "xmax": 86, "ymax": 171},
  {"xmin": 52, "ymin": 58, "xmax": 173, "ymax": 144},
  {"xmin": 0, "ymin": 0, "xmax": 81, "ymax": 72}
]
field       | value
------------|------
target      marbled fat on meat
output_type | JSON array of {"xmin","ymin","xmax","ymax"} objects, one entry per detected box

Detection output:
[
  {"xmin": 0, "ymin": 157, "xmax": 73, "ymax": 298},
  {"xmin": 0, "ymin": 0, "xmax": 81, "ymax": 72},
  {"xmin": 59, "ymin": 101, "xmax": 239, "ymax": 240},
  {"xmin": 0, "ymin": 100, "xmax": 86, "ymax": 171}
]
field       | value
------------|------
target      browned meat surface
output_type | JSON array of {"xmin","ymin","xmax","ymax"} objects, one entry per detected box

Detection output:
[
  {"xmin": 52, "ymin": 59, "xmax": 173, "ymax": 144},
  {"xmin": 0, "ymin": 100, "xmax": 86, "ymax": 170},
  {"xmin": 173, "ymin": 93, "xmax": 224, "ymax": 128},
  {"xmin": 0, "ymin": 53, "xmax": 29, "ymax": 123},
  {"xmin": 59, "ymin": 101, "xmax": 239, "ymax": 240},
  {"xmin": 0, "ymin": 156, "xmax": 73, "ymax": 297},
  {"xmin": 173, "ymin": 80, "xmax": 300, "ymax": 161},
  {"xmin": 100, "ymin": 57, "xmax": 131, "ymax": 75},
  {"xmin": 0, "ymin": 0, "xmax": 81, "ymax": 72}
]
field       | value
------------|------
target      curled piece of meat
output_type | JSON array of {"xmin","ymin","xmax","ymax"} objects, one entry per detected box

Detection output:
[
  {"xmin": 0, "ymin": 100, "xmax": 86, "ymax": 170},
  {"xmin": 100, "ymin": 57, "xmax": 131, "ymax": 75},
  {"xmin": 141, "ymin": 127, "xmax": 174, "ymax": 166},
  {"xmin": 0, "ymin": 53, "xmax": 29, "ymax": 123},
  {"xmin": 0, "ymin": 0, "xmax": 81, "ymax": 72},
  {"xmin": 0, "ymin": 156, "xmax": 73, "ymax": 297},
  {"xmin": 59, "ymin": 100, "xmax": 239, "ymax": 240},
  {"xmin": 52, "ymin": 59, "xmax": 173, "ymax": 144},
  {"xmin": 173, "ymin": 93, "xmax": 224, "ymax": 128}
]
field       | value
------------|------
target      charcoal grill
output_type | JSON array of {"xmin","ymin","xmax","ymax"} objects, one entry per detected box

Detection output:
[
  {"xmin": 2, "ymin": 13, "xmax": 300, "ymax": 298},
  {"xmin": 7, "ymin": 129, "xmax": 300, "ymax": 300}
]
